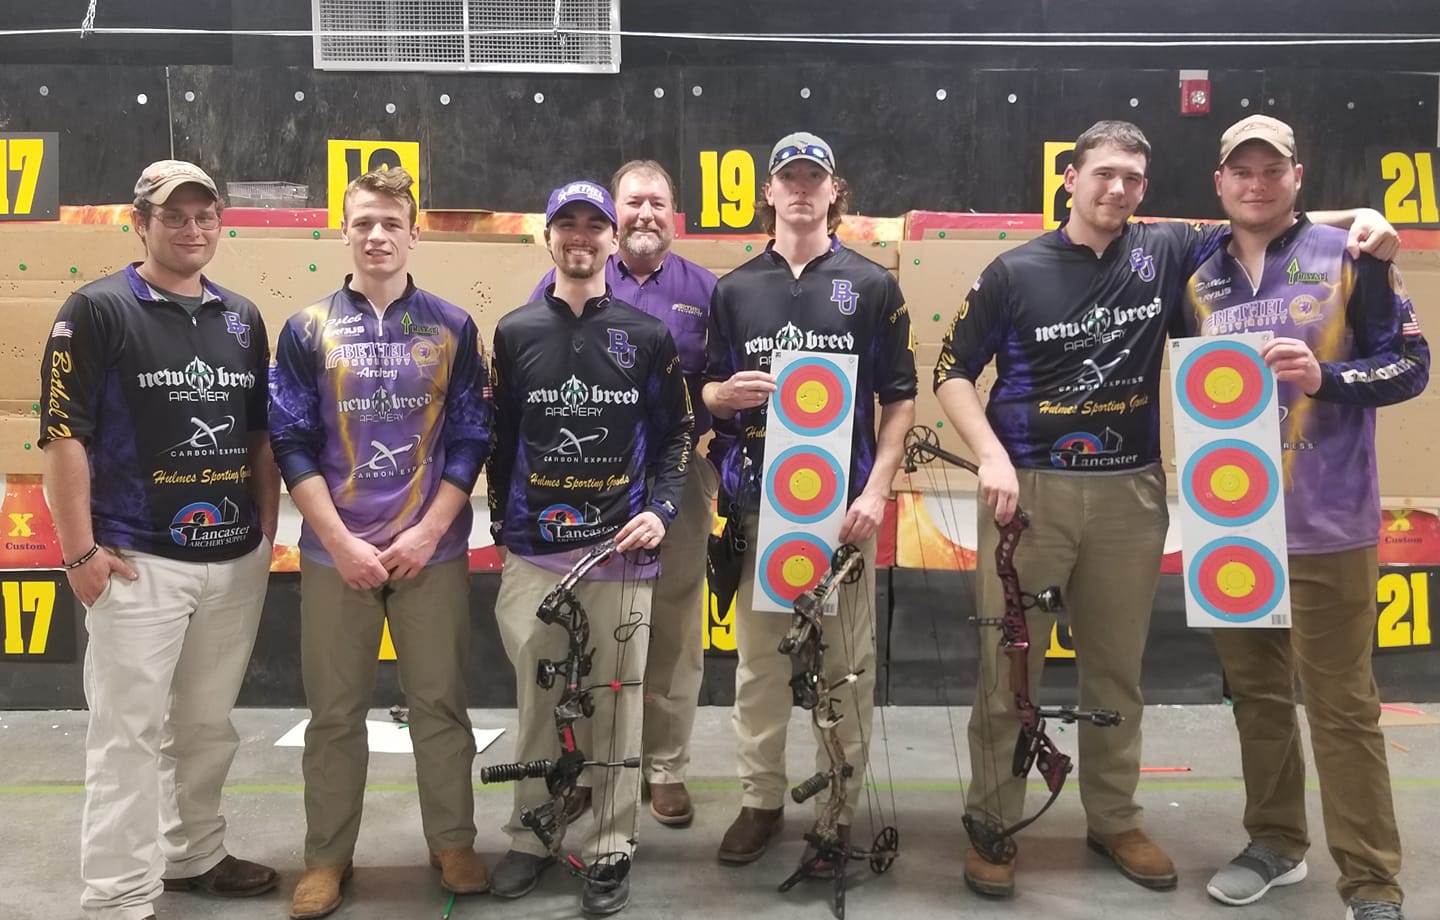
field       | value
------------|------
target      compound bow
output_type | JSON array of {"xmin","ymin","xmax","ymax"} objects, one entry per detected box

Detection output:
[
  {"xmin": 902, "ymin": 426, "xmax": 1122, "ymax": 865},
  {"xmin": 480, "ymin": 538, "xmax": 646, "ymax": 890},
  {"xmin": 776, "ymin": 544, "xmax": 900, "ymax": 920}
]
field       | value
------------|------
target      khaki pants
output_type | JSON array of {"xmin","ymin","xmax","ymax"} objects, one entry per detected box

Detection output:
[
  {"xmin": 965, "ymin": 466, "xmax": 1167, "ymax": 836},
  {"xmin": 1214, "ymin": 547, "xmax": 1403, "ymax": 906},
  {"xmin": 299, "ymin": 555, "xmax": 476, "ymax": 867},
  {"xmin": 495, "ymin": 552, "xmax": 652, "ymax": 861},
  {"xmin": 732, "ymin": 518, "xmax": 878, "ymax": 825},
  {"xmin": 80, "ymin": 540, "xmax": 270, "ymax": 920},
  {"xmin": 573, "ymin": 459, "xmax": 718, "ymax": 784}
]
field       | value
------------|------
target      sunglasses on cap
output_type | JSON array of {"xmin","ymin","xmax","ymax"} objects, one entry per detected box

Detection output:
[{"xmin": 770, "ymin": 143, "xmax": 834, "ymax": 172}]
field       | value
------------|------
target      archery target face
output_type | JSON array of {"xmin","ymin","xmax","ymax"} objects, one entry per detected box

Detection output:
[
  {"xmin": 765, "ymin": 446, "xmax": 845, "ymax": 524},
  {"xmin": 1187, "ymin": 537, "xmax": 1285, "ymax": 623},
  {"xmin": 1176, "ymin": 339, "xmax": 1272, "ymax": 429},
  {"xmin": 758, "ymin": 534, "xmax": 833, "ymax": 607},
  {"xmin": 1181, "ymin": 439, "xmax": 1279, "ymax": 527},
  {"xmin": 774, "ymin": 356, "xmax": 854, "ymax": 436}
]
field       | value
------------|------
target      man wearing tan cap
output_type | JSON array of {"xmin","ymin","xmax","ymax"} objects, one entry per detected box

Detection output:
[
  {"xmin": 39, "ymin": 160, "xmax": 279, "ymax": 919},
  {"xmin": 1187, "ymin": 114, "xmax": 1421, "ymax": 920}
]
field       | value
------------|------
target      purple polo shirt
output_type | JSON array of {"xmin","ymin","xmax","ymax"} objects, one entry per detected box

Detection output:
[{"xmin": 532, "ymin": 252, "xmax": 716, "ymax": 443}]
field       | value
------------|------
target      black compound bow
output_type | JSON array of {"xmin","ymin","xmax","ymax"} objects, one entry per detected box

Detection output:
[
  {"xmin": 902, "ymin": 426, "xmax": 1122, "ymax": 865},
  {"xmin": 776, "ymin": 544, "xmax": 900, "ymax": 920},
  {"xmin": 480, "ymin": 538, "xmax": 646, "ymax": 889}
]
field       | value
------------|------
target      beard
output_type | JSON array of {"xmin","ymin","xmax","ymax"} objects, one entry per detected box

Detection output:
[
  {"xmin": 557, "ymin": 250, "xmax": 604, "ymax": 280},
  {"xmin": 620, "ymin": 227, "xmax": 667, "ymax": 260}
]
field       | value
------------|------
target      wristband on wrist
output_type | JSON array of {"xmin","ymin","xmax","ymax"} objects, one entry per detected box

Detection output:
[{"xmin": 64, "ymin": 543, "xmax": 101, "ymax": 570}]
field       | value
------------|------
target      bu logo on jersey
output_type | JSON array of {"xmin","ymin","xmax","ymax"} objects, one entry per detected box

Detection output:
[
  {"xmin": 1128, "ymin": 247, "xmax": 1156, "ymax": 283},
  {"xmin": 606, "ymin": 328, "xmax": 636, "ymax": 368},
  {"xmin": 831, "ymin": 279, "xmax": 859, "ymax": 315},
  {"xmin": 222, "ymin": 311, "xmax": 251, "ymax": 347}
]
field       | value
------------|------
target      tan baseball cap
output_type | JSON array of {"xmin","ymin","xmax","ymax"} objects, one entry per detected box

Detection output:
[
  {"xmin": 1218, "ymin": 115, "xmax": 1296, "ymax": 165},
  {"xmin": 134, "ymin": 159, "xmax": 219, "ymax": 205}
]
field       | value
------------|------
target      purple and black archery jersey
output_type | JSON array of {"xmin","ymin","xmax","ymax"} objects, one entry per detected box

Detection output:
[
  {"xmin": 704, "ymin": 236, "xmax": 918, "ymax": 508},
  {"xmin": 37, "ymin": 265, "xmax": 270, "ymax": 562},
  {"xmin": 936, "ymin": 220, "xmax": 1225, "ymax": 472},
  {"xmin": 1186, "ymin": 217, "xmax": 1429, "ymax": 554},
  {"xmin": 269, "ymin": 276, "xmax": 492, "ymax": 567},
  {"xmin": 487, "ymin": 287, "xmax": 693, "ymax": 558}
]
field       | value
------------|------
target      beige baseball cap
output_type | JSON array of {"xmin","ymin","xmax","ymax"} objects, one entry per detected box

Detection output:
[
  {"xmin": 1218, "ymin": 115, "xmax": 1296, "ymax": 165},
  {"xmin": 134, "ymin": 159, "xmax": 219, "ymax": 205}
]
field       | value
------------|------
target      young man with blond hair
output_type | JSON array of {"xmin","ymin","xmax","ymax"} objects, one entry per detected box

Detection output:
[{"xmin": 270, "ymin": 167, "xmax": 493, "ymax": 918}]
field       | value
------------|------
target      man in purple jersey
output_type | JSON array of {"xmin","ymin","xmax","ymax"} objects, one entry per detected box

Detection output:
[
  {"xmin": 1187, "ymin": 115, "xmax": 1426, "ymax": 920},
  {"xmin": 531, "ymin": 160, "xmax": 720, "ymax": 827},
  {"xmin": 270, "ymin": 167, "xmax": 493, "ymax": 919}
]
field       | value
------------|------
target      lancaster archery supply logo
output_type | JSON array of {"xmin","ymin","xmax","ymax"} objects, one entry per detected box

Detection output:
[
  {"xmin": 1049, "ymin": 427, "xmax": 1140, "ymax": 469},
  {"xmin": 1033, "ymin": 297, "xmax": 1162, "ymax": 351},
  {"xmin": 1128, "ymin": 247, "xmax": 1156, "ymax": 282},
  {"xmin": 831, "ymin": 279, "xmax": 859, "ymax": 315},
  {"xmin": 537, "ymin": 502, "xmax": 609, "ymax": 543},
  {"xmin": 222, "ymin": 311, "xmax": 251, "ymax": 347},
  {"xmin": 157, "ymin": 415, "xmax": 246, "ymax": 458},
  {"xmin": 400, "ymin": 311, "xmax": 439, "ymax": 337},
  {"xmin": 528, "ymin": 375, "xmax": 638, "ymax": 419},
  {"xmin": 606, "ymin": 328, "xmax": 636, "ymax": 368},
  {"xmin": 169, "ymin": 497, "xmax": 247, "ymax": 548},
  {"xmin": 136, "ymin": 358, "xmax": 256, "ymax": 403},
  {"xmin": 743, "ymin": 322, "xmax": 855, "ymax": 363},
  {"xmin": 351, "ymin": 435, "xmax": 425, "ymax": 478},
  {"xmin": 541, "ymin": 427, "xmax": 616, "ymax": 463},
  {"xmin": 337, "ymin": 387, "xmax": 434, "ymax": 422}
]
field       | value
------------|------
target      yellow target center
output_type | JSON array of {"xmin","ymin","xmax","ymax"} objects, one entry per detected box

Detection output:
[
  {"xmin": 1203, "ymin": 367, "xmax": 1244, "ymax": 404},
  {"xmin": 1216, "ymin": 561, "xmax": 1257, "ymax": 598},
  {"xmin": 789, "ymin": 468, "xmax": 823, "ymax": 501},
  {"xmin": 1210, "ymin": 464, "xmax": 1250, "ymax": 502},
  {"xmin": 796, "ymin": 380, "xmax": 831, "ymax": 413},
  {"xmin": 782, "ymin": 554, "xmax": 817, "ymax": 588}
]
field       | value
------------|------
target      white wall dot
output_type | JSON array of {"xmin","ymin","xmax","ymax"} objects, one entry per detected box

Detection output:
[
  {"xmin": 385, "ymin": 102, "xmax": 396, "ymax": 114},
  {"xmin": 1421, "ymin": 99, "xmax": 1427, "ymax": 107},
  {"xmin": 936, "ymin": 88, "xmax": 948, "ymax": 101},
  {"xmin": 38, "ymin": 85, "xmax": 49, "ymax": 96},
  {"xmin": 1267, "ymin": 97, "xmax": 1275, "ymax": 105},
  {"xmin": 653, "ymin": 87, "xmax": 664, "ymax": 98},
  {"xmin": 1240, "ymin": 97, "xmax": 1250, "ymax": 108},
  {"xmin": 1007, "ymin": 93, "xmax": 1018, "ymax": 104},
  {"xmin": 136, "ymin": 93, "xmax": 148, "ymax": 105},
  {"xmin": 294, "ymin": 91, "xmax": 305, "ymax": 102},
  {"xmin": 1347, "ymin": 101, "xmax": 1355, "ymax": 109},
  {"xmin": 440, "ymin": 93, "xmax": 451, "ymax": 105},
  {"xmin": 1129, "ymin": 97, "xmax": 1139, "ymax": 108},
  {"xmin": 691, "ymin": 85, "xmax": 703, "ymax": 96},
  {"xmin": 534, "ymin": 92, "xmax": 545, "ymax": 104},
  {"xmin": 184, "ymin": 91, "xmax": 195, "ymax": 102},
  {"xmin": 800, "ymin": 87, "xmax": 811, "ymax": 99}
]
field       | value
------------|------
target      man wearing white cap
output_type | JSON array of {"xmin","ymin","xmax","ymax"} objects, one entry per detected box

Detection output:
[{"xmin": 39, "ymin": 160, "xmax": 279, "ymax": 919}]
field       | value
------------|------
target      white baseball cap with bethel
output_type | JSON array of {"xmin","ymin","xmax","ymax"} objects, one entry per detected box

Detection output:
[
  {"xmin": 1218, "ymin": 115, "xmax": 1297, "ymax": 165},
  {"xmin": 134, "ymin": 159, "xmax": 219, "ymax": 205}
]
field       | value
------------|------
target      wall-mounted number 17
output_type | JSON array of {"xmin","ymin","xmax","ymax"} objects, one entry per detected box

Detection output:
[
  {"xmin": 0, "ymin": 139, "xmax": 45, "ymax": 216},
  {"xmin": 2, "ymin": 580, "xmax": 56, "ymax": 655}
]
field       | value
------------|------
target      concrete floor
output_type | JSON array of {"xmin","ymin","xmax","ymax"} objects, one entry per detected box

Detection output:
[{"xmin": 1, "ymin": 704, "xmax": 1436, "ymax": 920}]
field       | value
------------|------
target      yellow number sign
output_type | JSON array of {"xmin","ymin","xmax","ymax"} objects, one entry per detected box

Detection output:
[{"xmin": 327, "ymin": 140, "xmax": 422, "ymax": 228}]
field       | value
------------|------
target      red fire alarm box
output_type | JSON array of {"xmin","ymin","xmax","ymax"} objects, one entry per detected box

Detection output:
[{"xmin": 1179, "ymin": 69, "xmax": 1210, "ymax": 116}]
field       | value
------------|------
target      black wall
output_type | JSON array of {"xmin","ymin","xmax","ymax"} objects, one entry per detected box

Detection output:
[{"xmin": 2, "ymin": 2, "xmax": 1437, "ymax": 221}]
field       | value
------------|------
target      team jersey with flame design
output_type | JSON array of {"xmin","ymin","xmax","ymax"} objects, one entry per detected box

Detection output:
[
  {"xmin": 935, "ymin": 220, "xmax": 1225, "ymax": 472},
  {"xmin": 486, "ymin": 287, "xmax": 693, "ymax": 558},
  {"xmin": 37, "ymin": 265, "xmax": 269, "ymax": 562},
  {"xmin": 269, "ymin": 276, "xmax": 492, "ymax": 567},
  {"xmin": 1184, "ymin": 217, "xmax": 1430, "ymax": 554},
  {"xmin": 703, "ymin": 237, "xmax": 918, "ymax": 509}
]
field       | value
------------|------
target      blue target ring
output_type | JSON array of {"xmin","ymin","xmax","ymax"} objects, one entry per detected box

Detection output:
[
  {"xmin": 764, "ymin": 445, "xmax": 845, "ymax": 524},
  {"xmin": 1187, "ymin": 536, "xmax": 1286, "ymax": 624},
  {"xmin": 1181, "ymin": 439, "xmax": 1280, "ymax": 527},
  {"xmin": 758, "ymin": 534, "xmax": 833, "ymax": 608},
  {"xmin": 1175, "ymin": 339, "xmax": 1273, "ymax": 430},
  {"xmin": 774, "ymin": 356, "xmax": 854, "ymax": 436}
]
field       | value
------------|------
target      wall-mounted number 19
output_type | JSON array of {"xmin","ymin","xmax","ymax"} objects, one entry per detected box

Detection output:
[{"xmin": 697, "ymin": 149, "xmax": 758, "ymax": 231}]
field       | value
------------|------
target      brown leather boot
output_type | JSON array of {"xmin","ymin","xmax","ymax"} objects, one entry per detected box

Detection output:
[
  {"xmin": 963, "ymin": 846, "xmax": 1016, "ymax": 898},
  {"xmin": 289, "ymin": 864, "xmax": 353, "ymax": 920},
  {"xmin": 1087, "ymin": 828, "xmax": 1177, "ymax": 890},
  {"xmin": 650, "ymin": 782, "xmax": 695, "ymax": 827},
  {"xmin": 163, "ymin": 854, "xmax": 279, "ymax": 897},
  {"xmin": 429, "ymin": 847, "xmax": 491, "ymax": 894},
  {"xmin": 717, "ymin": 806, "xmax": 784, "ymax": 864}
]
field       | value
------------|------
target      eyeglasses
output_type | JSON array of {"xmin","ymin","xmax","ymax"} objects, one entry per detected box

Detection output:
[
  {"xmin": 770, "ymin": 144, "xmax": 834, "ymax": 172},
  {"xmin": 154, "ymin": 212, "xmax": 221, "ymax": 230}
]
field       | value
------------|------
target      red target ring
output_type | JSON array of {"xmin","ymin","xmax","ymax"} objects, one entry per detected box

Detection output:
[
  {"xmin": 759, "ymin": 535, "xmax": 832, "ymax": 606},
  {"xmin": 1191, "ymin": 539, "xmax": 1282, "ymax": 621},
  {"xmin": 1183, "ymin": 440, "xmax": 1279, "ymax": 526},
  {"xmin": 776, "ymin": 358, "xmax": 852, "ymax": 436},
  {"xmin": 1177, "ymin": 341, "xmax": 1271, "ymax": 428},
  {"xmin": 766, "ymin": 447, "xmax": 844, "ymax": 524}
]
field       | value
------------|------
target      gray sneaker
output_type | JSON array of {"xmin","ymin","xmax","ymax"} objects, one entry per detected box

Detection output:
[
  {"xmin": 1347, "ymin": 900, "xmax": 1404, "ymax": 920},
  {"xmin": 1206, "ymin": 842, "xmax": 1307, "ymax": 905},
  {"xmin": 490, "ymin": 850, "xmax": 555, "ymax": 899}
]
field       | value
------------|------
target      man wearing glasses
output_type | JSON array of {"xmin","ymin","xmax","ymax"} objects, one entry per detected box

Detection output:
[
  {"xmin": 39, "ymin": 159, "xmax": 280, "ymax": 920},
  {"xmin": 703, "ymin": 132, "xmax": 918, "ymax": 867}
]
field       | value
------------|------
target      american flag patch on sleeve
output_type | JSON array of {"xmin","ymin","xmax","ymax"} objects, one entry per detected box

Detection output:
[
  {"xmin": 1403, "ymin": 310, "xmax": 1422, "ymax": 337},
  {"xmin": 50, "ymin": 321, "xmax": 73, "ymax": 339}
]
